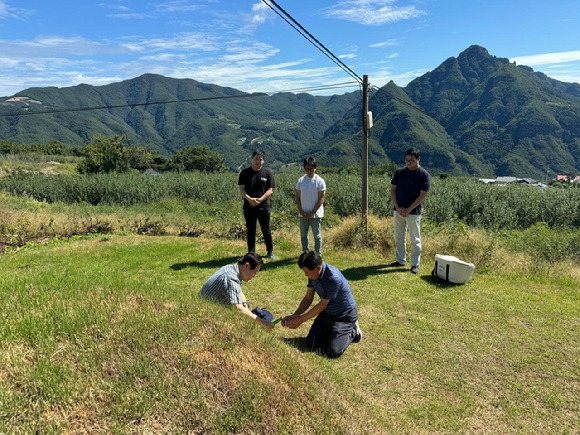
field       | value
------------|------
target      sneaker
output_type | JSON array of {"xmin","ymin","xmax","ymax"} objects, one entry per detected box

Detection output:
[
  {"xmin": 388, "ymin": 261, "xmax": 405, "ymax": 267},
  {"xmin": 411, "ymin": 265, "xmax": 419, "ymax": 274},
  {"xmin": 353, "ymin": 321, "xmax": 363, "ymax": 343},
  {"xmin": 266, "ymin": 252, "xmax": 276, "ymax": 259}
]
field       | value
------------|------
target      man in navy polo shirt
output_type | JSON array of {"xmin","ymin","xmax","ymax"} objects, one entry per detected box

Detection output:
[
  {"xmin": 390, "ymin": 148, "xmax": 431, "ymax": 274},
  {"xmin": 282, "ymin": 251, "xmax": 362, "ymax": 358}
]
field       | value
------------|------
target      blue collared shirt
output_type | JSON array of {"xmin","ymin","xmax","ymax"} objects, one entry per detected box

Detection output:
[{"xmin": 307, "ymin": 263, "xmax": 356, "ymax": 316}]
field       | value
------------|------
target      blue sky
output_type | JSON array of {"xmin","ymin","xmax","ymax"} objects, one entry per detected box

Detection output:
[{"xmin": 1, "ymin": 0, "xmax": 579, "ymax": 97}]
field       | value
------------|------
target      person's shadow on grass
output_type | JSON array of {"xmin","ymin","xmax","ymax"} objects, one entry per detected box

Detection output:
[
  {"xmin": 341, "ymin": 264, "xmax": 404, "ymax": 281},
  {"xmin": 170, "ymin": 256, "xmax": 239, "ymax": 271},
  {"xmin": 170, "ymin": 256, "xmax": 295, "ymax": 271},
  {"xmin": 282, "ymin": 337, "xmax": 316, "ymax": 354}
]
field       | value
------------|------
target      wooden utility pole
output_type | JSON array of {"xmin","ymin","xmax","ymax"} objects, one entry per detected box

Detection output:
[{"xmin": 362, "ymin": 75, "xmax": 369, "ymax": 230}]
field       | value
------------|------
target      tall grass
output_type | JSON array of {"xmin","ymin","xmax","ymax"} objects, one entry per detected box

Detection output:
[{"xmin": 1, "ymin": 172, "xmax": 579, "ymax": 229}]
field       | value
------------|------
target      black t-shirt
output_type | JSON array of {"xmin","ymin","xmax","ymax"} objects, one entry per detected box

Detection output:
[
  {"xmin": 391, "ymin": 166, "xmax": 431, "ymax": 215},
  {"xmin": 238, "ymin": 166, "xmax": 276, "ymax": 210}
]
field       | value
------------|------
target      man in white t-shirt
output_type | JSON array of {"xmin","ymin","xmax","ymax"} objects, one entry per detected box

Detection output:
[{"xmin": 295, "ymin": 157, "xmax": 326, "ymax": 254}]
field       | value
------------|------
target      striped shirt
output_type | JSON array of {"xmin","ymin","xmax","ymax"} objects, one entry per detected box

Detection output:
[{"xmin": 199, "ymin": 264, "xmax": 243, "ymax": 305}]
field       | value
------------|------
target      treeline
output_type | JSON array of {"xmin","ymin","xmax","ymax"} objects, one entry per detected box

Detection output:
[
  {"xmin": 2, "ymin": 136, "xmax": 227, "ymax": 174},
  {"xmin": 1, "ymin": 172, "xmax": 579, "ymax": 230},
  {"xmin": 0, "ymin": 139, "xmax": 75, "ymax": 156}
]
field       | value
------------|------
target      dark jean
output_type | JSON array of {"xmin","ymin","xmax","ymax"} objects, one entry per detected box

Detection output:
[
  {"xmin": 243, "ymin": 205, "xmax": 273, "ymax": 253},
  {"xmin": 306, "ymin": 306, "xmax": 358, "ymax": 358}
]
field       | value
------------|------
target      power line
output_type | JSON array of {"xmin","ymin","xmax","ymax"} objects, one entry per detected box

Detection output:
[
  {"xmin": 264, "ymin": 81, "xmax": 359, "ymax": 95},
  {"xmin": 369, "ymin": 84, "xmax": 462, "ymax": 133},
  {"xmin": 261, "ymin": 0, "xmax": 363, "ymax": 84},
  {"xmin": 0, "ymin": 93, "xmax": 265, "ymax": 117}
]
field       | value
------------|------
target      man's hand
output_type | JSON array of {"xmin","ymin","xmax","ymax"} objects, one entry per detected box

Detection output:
[
  {"xmin": 398, "ymin": 207, "xmax": 411, "ymax": 217},
  {"xmin": 281, "ymin": 314, "xmax": 302, "ymax": 329},
  {"xmin": 249, "ymin": 197, "xmax": 261, "ymax": 207}
]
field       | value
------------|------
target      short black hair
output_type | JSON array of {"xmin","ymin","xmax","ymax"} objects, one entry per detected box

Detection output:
[
  {"xmin": 239, "ymin": 252, "xmax": 263, "ymax": 269},
  {"xmin": 303, "ymin": 156, "xmax": 317, "ymax": 168},
  {"xmin": 298, "ymin": 250, "xmax": 322, "ymax": 270},
  {"xmin": 405, "ymin": 148, "xmax": 420, "ymax": 159},
  {"xmin": 252, "ymin": 150, "xmax": 266, "ymax": 159}
]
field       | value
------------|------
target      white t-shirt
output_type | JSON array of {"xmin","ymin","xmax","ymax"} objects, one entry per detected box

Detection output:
[{"xmin": 296, "ymin": 174, "xmax": 326, "ymax": 218}]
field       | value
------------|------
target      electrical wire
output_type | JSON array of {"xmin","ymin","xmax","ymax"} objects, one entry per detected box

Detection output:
[
  {"xmin": 264, "ymin": 81, "xmax": 359, "ymax": 95},
  {"xmin": 261, "ymin": 0, "xmax": 363, "ymax": 84},
  {"xmin": 369, "ymin": 84, "xmax": 462, "ymax": 133}
]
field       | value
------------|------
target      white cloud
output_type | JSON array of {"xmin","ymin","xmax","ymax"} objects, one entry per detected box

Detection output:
[
  {"xmin": 222, "ymin": 41, "xmax": 279, "ymax": 63},
  {"xmin": 98, "ymin": 3, "xmax": 131, "ymax": 12},
  {"xmin": 140, "ymin": 53, "xmax": 190, "ymax": 62},
  {"xmin": 155, "ymin": 1, "xmax": 206, "ymax": 14},
  {"xmin": 511, "ymin": 50, "xmax": 580, "ymax": 67},
  {"xmin": 324, "ymin": 0, "xmax": 425, "ymax": 26},
  {"xmin": 0, "ymin": 36, "xmax": 110, "ymax": 58},
  {"xmin": 537, "ymin": 65, "xmax": 580, "ymax": 84},
  {"xmin": 0, "ymin": 0, "xmax": 33, "ymax": 20},
  {"xmin": 370, "ymin": 39, "xmax": 400, "ymax": 48},
  {"xmin": 0, "ymin": 57, "xmax": 19, "ymax": 67},
  {"xmin": 240, "ymin": 2, "xmax": 273, "ymax": 33},
  {"xmin": 370, "ymin": 67, "xmax": 428, "ymax": 87},
  {"xmin": 107, "ymin": 13, "xmax": 149, "ymax": 19},
  {"xmin": 121, "ymin": 33, "xmax": 219, "ymax": 53}
]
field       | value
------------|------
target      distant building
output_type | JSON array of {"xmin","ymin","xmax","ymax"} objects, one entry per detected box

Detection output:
[
  {"xmin": 478, "ymin": 176, "xmax": 546, "ymax": 187},
  {"xmin": 495, "ymin": 176, "xmax": 518, "ymax": 185},
  {"xmin": 519, "ymin": 178, "xmax": 538, "ymax": 185},
  {"xmin": 555, "ymin": 175, "xmax": 580, "ymax": 183}
]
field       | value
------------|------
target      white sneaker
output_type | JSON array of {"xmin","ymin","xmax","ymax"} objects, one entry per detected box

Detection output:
[{"xmin": 353, "ymin": 320, "xmax": 362, "ymax": 343}]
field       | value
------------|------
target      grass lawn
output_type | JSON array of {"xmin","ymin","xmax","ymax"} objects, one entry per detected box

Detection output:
[{"xmin": 0, "ymin": 235, "xmax": 578, "ymax": 433}]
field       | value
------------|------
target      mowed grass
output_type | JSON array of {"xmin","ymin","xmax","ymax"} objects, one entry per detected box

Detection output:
[{"xmin": 0, "ymin": 235, "xmax": 579, "ymax": 434}]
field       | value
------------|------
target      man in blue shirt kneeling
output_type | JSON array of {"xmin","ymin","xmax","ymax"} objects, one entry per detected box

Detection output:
[{"xmin": 282, "ymin": 251, "xmax": 362, "ymax": 358}]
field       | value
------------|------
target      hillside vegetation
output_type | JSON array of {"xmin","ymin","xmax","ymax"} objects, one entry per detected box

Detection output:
[{"xmin": 2, "ymin": 45, "xmax": 580, "ymax": 177}]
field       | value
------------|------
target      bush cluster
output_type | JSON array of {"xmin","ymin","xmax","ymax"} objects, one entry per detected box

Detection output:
[{"xmin": 1, "ymin": 172, "xmax": 580, "ymax": 230}]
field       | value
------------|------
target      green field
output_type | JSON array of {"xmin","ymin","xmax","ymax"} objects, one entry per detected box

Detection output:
[
  {"xmin": 1, "ymin": 163, "xmax": 579, "ymax": 433},
  {"xmin": 1, "ymin": 228, "xmax": 578, "ymax": 433}
]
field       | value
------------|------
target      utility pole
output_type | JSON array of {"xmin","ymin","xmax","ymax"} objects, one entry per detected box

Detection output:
[{"xmin": 362, "ymin": 74, "xmax": 369, "ymax": 230}]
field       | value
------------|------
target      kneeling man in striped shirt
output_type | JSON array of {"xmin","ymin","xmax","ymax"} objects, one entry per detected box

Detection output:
[{"xmin": 199, "ymin": 252, "xmax": 274, "ymax": 330}]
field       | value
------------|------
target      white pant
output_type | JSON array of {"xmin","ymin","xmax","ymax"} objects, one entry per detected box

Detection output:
[{"xmin": 393, "ymin": 211, "xmax": 422, "ymax": 267}]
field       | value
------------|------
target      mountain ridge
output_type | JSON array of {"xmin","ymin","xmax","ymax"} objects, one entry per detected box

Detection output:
[{"xmin": 1, "ymin": 45, "xmax": 579, "ymax": 177}]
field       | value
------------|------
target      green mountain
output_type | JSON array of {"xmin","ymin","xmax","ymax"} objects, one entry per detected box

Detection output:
[
  {"xmin": 388, "ymin": 45, "xmax": 579, "ymax": 177},
  {"xmin": 0, "ymin": 74, "xmax": 359, "ymax": 170},
  {"xmin": 1, "ymin": 45, "xmax": 580, "ymax": 177}
]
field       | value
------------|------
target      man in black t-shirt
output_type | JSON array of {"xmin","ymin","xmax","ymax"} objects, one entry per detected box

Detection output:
[
  {"xmin": 390, "ymin": 148, "xmax": 431, "ymax": 274},
  {"xmin": 238, "ymin": 150, "xmax": 276, "ymax": 258}
]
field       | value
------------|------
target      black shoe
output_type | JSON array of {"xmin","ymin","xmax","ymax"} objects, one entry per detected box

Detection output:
[
  {"xmin": 353, "ymin": 321, "xmax": 363, "ymax": 343},
  {"xmin": 411, "ymin": 265, "xmax": 419, "ymax": 274},
  {"xmin": 389, "ymin": 261, "xmax": 405, "ymax": 267}
]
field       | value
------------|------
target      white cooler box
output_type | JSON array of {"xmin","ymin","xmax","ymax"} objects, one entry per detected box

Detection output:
[{"xmin": 432, "ymin": 254, "xmax": 475, "ymax": 284}]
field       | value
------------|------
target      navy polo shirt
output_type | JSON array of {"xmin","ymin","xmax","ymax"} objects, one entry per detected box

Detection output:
[{"xmin": 307, "ymin": 263, "xmax": 356, "ymax": 316}]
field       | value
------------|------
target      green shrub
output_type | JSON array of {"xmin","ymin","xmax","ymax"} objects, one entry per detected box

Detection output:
[
  {"xmin": 1, "ymin": 172, "xmax": 579, "ymax": 231},
  {"xmin": 505, "ymin": 222, "xmax": 580, "ymax": 262}
]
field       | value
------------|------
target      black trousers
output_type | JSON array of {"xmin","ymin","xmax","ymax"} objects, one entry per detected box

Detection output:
[
  {"xmin": 243, "ymin": 206, "xmax": 273, "ymax": 253},
  {"xmin": 306, "ymin": 307, "xmax": 358, "ymax": 358}
]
